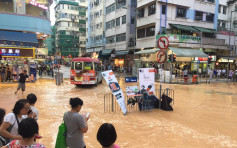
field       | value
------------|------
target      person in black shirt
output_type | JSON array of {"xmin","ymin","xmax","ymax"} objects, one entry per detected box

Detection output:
[
  {"xmin": 15, "ymin": 70, "xmax": 29, "ymax": 94},
  {"xmin": 6, "ymin": 65, "xmax": 11, "ymax": 82},
  {"xmin": 0, "ymin": 63, "xmax": 6, "ymax": 83}
]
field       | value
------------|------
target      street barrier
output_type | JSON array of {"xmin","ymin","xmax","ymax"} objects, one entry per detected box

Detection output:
[
  {"xmin": 104, "ymin": 88, "xmax": 174, "ymax": 113},
  {"xmin": 55, "ymin": 72, "xmax": 63, "ymax": 85}
]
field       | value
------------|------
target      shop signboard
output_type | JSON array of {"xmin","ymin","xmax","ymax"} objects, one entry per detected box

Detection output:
[
  {"xmin": 156, "ymin": 34, "xmax": 201, "ymax": 44},
  {"xmin": 0, "ymin": 47, "xmax": 35, "ymax": 58},
  {"xmin": 139, "ymin": 68, "xmax": 155, "ymax": 95},
  {"xmin": 125, "ymin": 77, "xmax": 137, "ymax": 83},
  {"xmin": 102, "ymin": 70, "xmax": 127, "ymax": 115}
]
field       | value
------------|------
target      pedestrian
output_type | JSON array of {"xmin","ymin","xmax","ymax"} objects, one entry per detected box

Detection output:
[
  {"xmin": 15, "ymin": 70, "xmax": 29, "ymax": 94},
  {"xmin": 0, "ymin": 99, "xmax": 30, "ymax": 144},
  {"xmin": 97, "ymin": 123, "xmax": 120, "ymax": 148},
  {"xmin": 229, "ymin": 70, "xmax": 234, "ymax": 79},
  {"xmin": 51, "ymin": 65, "xmax": 54, "ymax": 77},
  {"xmin": 183, "ymin": 69, "xmax": 188, "ymax": 77},
  {"xmin": 0, "ymin": 63, "xmax": 6, "ymax": 83},
  {"xmin": 47, "ymin": 65, "xmax": 50, "ymax": 75},
  {"xmin": 3, "ymin": 118, "xmax": 45, "ymax": 148},
  {"xmin": 213, "ymin": 69, "xmax": 217, "ymax": 78},
  {"xmin": 64, "ymin": 98, "xmax": 89, "ymax": 148},
  {"xmin": 27, "ymin": 94, "xmax": 39, "ymax": 121},
  {"xmin": 222, "ymin": 69, "xmax": 226, "ymax": 78},
  {"xmin": 209, "ymin": 69, "xmax": 213, "ymax": 80},
  {"xmin": 0, "ymin": 108, "xmax": 6, "ymax": 147},
  {"xmin": 217, "ymin": 69, "xmax": 221, "ymax": 80},
  {"xmin": 6, "ymin": 66, "xmax": 11, "ymax": 82}
]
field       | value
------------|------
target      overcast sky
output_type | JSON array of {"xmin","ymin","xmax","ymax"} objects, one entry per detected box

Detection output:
[{"xmin": 50, "ymin": 1, "xmax": 56, "ymax": 25}]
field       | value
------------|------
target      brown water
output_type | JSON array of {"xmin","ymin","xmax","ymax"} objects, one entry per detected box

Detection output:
[{"xmin": 0, "ymin": 80, "xmax": 237, "ymax": 148}]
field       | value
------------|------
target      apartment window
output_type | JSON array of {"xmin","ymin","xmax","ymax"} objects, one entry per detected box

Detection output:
[
  {"xmin": 131, "ymin": 18, "xmax": 135, "ymax": 24},
  {"xmin": 122, "ymin": 15, "xmax": 126, "ymax": 24},
  {"xmin": 111, "ymin": 19, "xmax": 115, "ymax": 28},
  {"xmin": 106, "ymin": 36, "xmax": 115, "ymax": 44},
  {"xmin": 177, "ymin": 7, "xmax": 187, "ymax": 18},
  {"xmin": 100, "ymin": 10, "xmax": 102, "ymax": 15},
  {"xmin": 207, "ymin": 0, "xmax": 215, "ymax": 3},
  {"xmin": 161, "ymin": 5, "xmax": 166, "ymax": 15},
  {"xmin": 218, "ymin": 5, "xmax": 221, "ymax": 13},
  {"xmin": 137, "ymin": 28, "xmax": 145, "ymax": 38},
  {"xmin": 146, "ymin": 26, "xmax": 155, "ymax": 37},
  {"xmin": 116, "ymin": 33, "xmax": 126, "ymax": 42},
  {"xmin": 195, "ymin": 11, "xmax": 203, "ymax": 21},
  {"xmin": 100, "ymin": 22, "xmax": 102, "ymax": 27},
  {"xmin": 149, "ymin": 3, "xmax": 156, "ymax": 16},
  {"xmin": 222, "ymin": 21, "xmax": 226, "ymax": 28},
  {"xmin": 223, "ymin": 6, "xmax": 227, "ymax": 14},
  {"xmin": 116, "ymin": 0, "xmax": 126, "ymax": 10},
  {"xmin": 234, "ymin": 21, "xmax": 237, "ymax": 28},
  {"xmin": 206, "ymin": 13, "xmax": 214, "ymax": 22},
  {"xmin": 106, "ymin": 3, "xmax": 116, "ymax": 14},
  {"xmin": 106, "ymin": 22, "xmax": 111, "ymax": 30},
  {"xmin": 137, "ymin": 8, "xmax": 144, "ymax": 18},
  {"xmin": 116, "ymin": 17, "xmax": 120, "ymax": 26}
]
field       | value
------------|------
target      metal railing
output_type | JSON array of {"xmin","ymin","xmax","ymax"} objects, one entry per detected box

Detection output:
[{"xmin": 104, "ymin": 88, "xmax": 174, "ymax": 113}]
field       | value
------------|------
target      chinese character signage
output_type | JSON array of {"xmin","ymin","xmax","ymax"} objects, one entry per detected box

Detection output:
[
  {"xmin": 0, "ymin": 47, "xmax": 35, "ymax": 58},
  {"xmin": 102, "ymin": 70, "xmax": 127, "ymax": 115},
  {"xmin": 156, "ymin": 34, "xmax": 201, "ymax": 44}
]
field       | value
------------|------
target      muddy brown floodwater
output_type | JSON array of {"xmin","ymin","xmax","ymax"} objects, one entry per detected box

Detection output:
[{"xmin": 0, "ymin": 79, "xmax": 237, "ymax": 148}]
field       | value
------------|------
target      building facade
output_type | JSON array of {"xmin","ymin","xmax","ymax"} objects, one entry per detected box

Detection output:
[
  {"xmin": 86, "ymin": 0, "xmax": 106, "ymax": 56},
  {"xmin": 54, "ymin": 0, "xmax": 87, "ymax": 57}
]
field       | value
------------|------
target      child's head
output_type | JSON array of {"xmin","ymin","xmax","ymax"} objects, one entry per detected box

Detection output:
[
  {"xmin": 27, "ymin": 94, "xmax": 37, "ymax": 105},
  {"xmin": 0, "ymin": 108, "xmax": 6, "ymax": 126},
  {"xmin": 97, "ymin": 123, "xmax": 117, "ymax": 147},
  {"xmin": 18, "ymin": 118, "xmax": 39, "ymax": 139}
]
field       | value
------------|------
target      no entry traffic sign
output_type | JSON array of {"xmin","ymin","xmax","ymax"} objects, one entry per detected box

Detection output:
[
  {"xmin": 157, "ymin": 36, "xmax": 169, "ymax": 50},
  {"xmin": 157, "ymin": 50, "xmax": 167, "ymax": 63}
]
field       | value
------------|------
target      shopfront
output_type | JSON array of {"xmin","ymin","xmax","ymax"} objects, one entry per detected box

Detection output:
[{"xmin": 0, "ymin": 47, "xmax": 36, "ymax": 82}]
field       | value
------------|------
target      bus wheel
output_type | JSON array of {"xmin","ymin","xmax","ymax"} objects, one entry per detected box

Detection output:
[{"xmin": 99, "ymin": 80, "xmax": 103, "ymax": 84}]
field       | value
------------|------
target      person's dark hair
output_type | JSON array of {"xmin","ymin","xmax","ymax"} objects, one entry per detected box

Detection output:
[
  {"xmin": 27, "ymin": 93, "xmax": 37, "ymax": 105},
  {"xmin": 97, "ymin": 123, "xmax": 117, "ymax": 147},
  {"xmin": 18, "ymin": 118, "xmax": 38, "ymax": 138},
  {"xmin": 0, "ymin": 108, "xmax": 6, "ymax": 125},
  {"xmin": 69, "ymin": 97, "xmax": 83, "ymax": 108},
  {"xmin": 24, "ymin": 70, "xmax": 27, "ymax": 73},
  {"xmin": 13, "ymin": 99, "xmax": 29, "ymax": 115}
]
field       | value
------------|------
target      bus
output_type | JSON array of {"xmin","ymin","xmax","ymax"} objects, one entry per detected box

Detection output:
[{"xmin": 70, "ymin": 57, "xmax": 103, "ymax": 86}]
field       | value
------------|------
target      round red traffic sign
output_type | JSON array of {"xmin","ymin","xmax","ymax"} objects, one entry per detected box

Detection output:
[
  {"xmin": 157, "ymin": 50, "xmax": 167, "ymax": 63},
  {"xmin": 157, "ymin": 36, "xmax": 169, "ymax": 50}
]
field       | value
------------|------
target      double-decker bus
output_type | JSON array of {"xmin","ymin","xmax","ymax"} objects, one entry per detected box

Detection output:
[{"xmin": 70, "ymin": 57, "xmax": 103, "ymax": 86}]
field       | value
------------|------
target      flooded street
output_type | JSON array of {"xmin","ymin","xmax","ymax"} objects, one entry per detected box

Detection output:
[{"xmin": 0, "ymin": 79, "xmax": 237, "ymax": 148}]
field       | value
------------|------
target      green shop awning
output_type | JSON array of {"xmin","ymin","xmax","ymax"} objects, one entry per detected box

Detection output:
[
  {"xmin": 169, "ymin": 47, "xmax": 208, "ymax": 57},
  {"xmin": 170, "ymin": 24, "xmax": 197, "ymax": 32},
  {"xmin": 115, "ymin": 50, "xmax": 129, "ymax": 55},
  {"xmin": 193, "ymin": 27, "xmax": 215, "ymax": 33},
  {"xmin": 135, "ymin": 49, "xmax": 159, "ymax": 55},
  {"xmin": 102, "ymin": 49, "xmax": 114, "ymax": 55}
]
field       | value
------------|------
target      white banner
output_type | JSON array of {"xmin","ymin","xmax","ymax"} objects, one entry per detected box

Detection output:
[
  {"xmin": 139, "ymin": 68, "xmax": 155, "ymax": 95},
  {"xmin": 102, "ymin": 70, "xmax": 127, "ymax": 114}
]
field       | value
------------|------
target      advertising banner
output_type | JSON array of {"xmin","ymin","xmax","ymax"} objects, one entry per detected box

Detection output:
[
  {"xmin": 102, "ymin": 70, "xmax": 127, "ymax": 114},
  {"xmin": 139, "ymin": 68, "xmax": 155, "ymax": 95},
  {"xmin": 126, "ymin": 86, "xmax": 139, "ymax": 96}
]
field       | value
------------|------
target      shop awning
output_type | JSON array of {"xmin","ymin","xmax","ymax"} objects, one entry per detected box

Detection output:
[
  {"xmin": 170, "ymin": 24, "xmax": 197, "ymax": 32},
  {"xmin": 102, "ymin": 49, "xmax": 114, "ymax": 55},
  {"xmin": 0, "ymin": 31, "xmax": 38, "ymax": 47},
  {"xmin": 115, "ymin": 50, "xmax": 129, "ymax": 55},
  {"xmin": 193, "ymin": 27, "xmax": 216, "ymax": 33},
  {"xmin": 135, "ymin": 49, "xmax": 159, "ymax": 55},
  {"xmin": 169, "ymin": 47, "xmax": 208, "ymax": 57}
]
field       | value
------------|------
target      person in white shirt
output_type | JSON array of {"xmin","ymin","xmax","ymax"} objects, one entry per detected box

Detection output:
[
  {"xmin": 27, "ymin": 94, "xmax": 39, "ymax": 121},
  {"xmin": 222, "ymin": 69, "xmax": 226, "ymax": 78},
  {"xmin": 0, "ymin": 99, "xmax": 30, "ymax": 143},
  {"xmin": 217, "ymin": 69, "xmax": 221, "ymax": 80}
]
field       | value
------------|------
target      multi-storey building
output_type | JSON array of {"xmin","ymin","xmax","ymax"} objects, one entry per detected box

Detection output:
[
  {"xmin": 104, "ymin": 0, "xmax": 137, "ymax": 66},
  {"xmin": 54, "ymin": 0, "xmax": 86, "ymax": 57},
  {"xmin": 86, "ymin": 0, "xmax": 105, "ymax": 56},
  {"xmin": 135, "ymin": 0, "xmax": 237, "ymax": 72},
  {"xmin": 0, "ymin": 0, "xmax": 52, "ymax": 77}
]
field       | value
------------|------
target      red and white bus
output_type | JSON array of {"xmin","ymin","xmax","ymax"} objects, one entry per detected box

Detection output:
[{"xmin": 70, "ymin": 57, "xmax": 103, "ymax": 86}]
